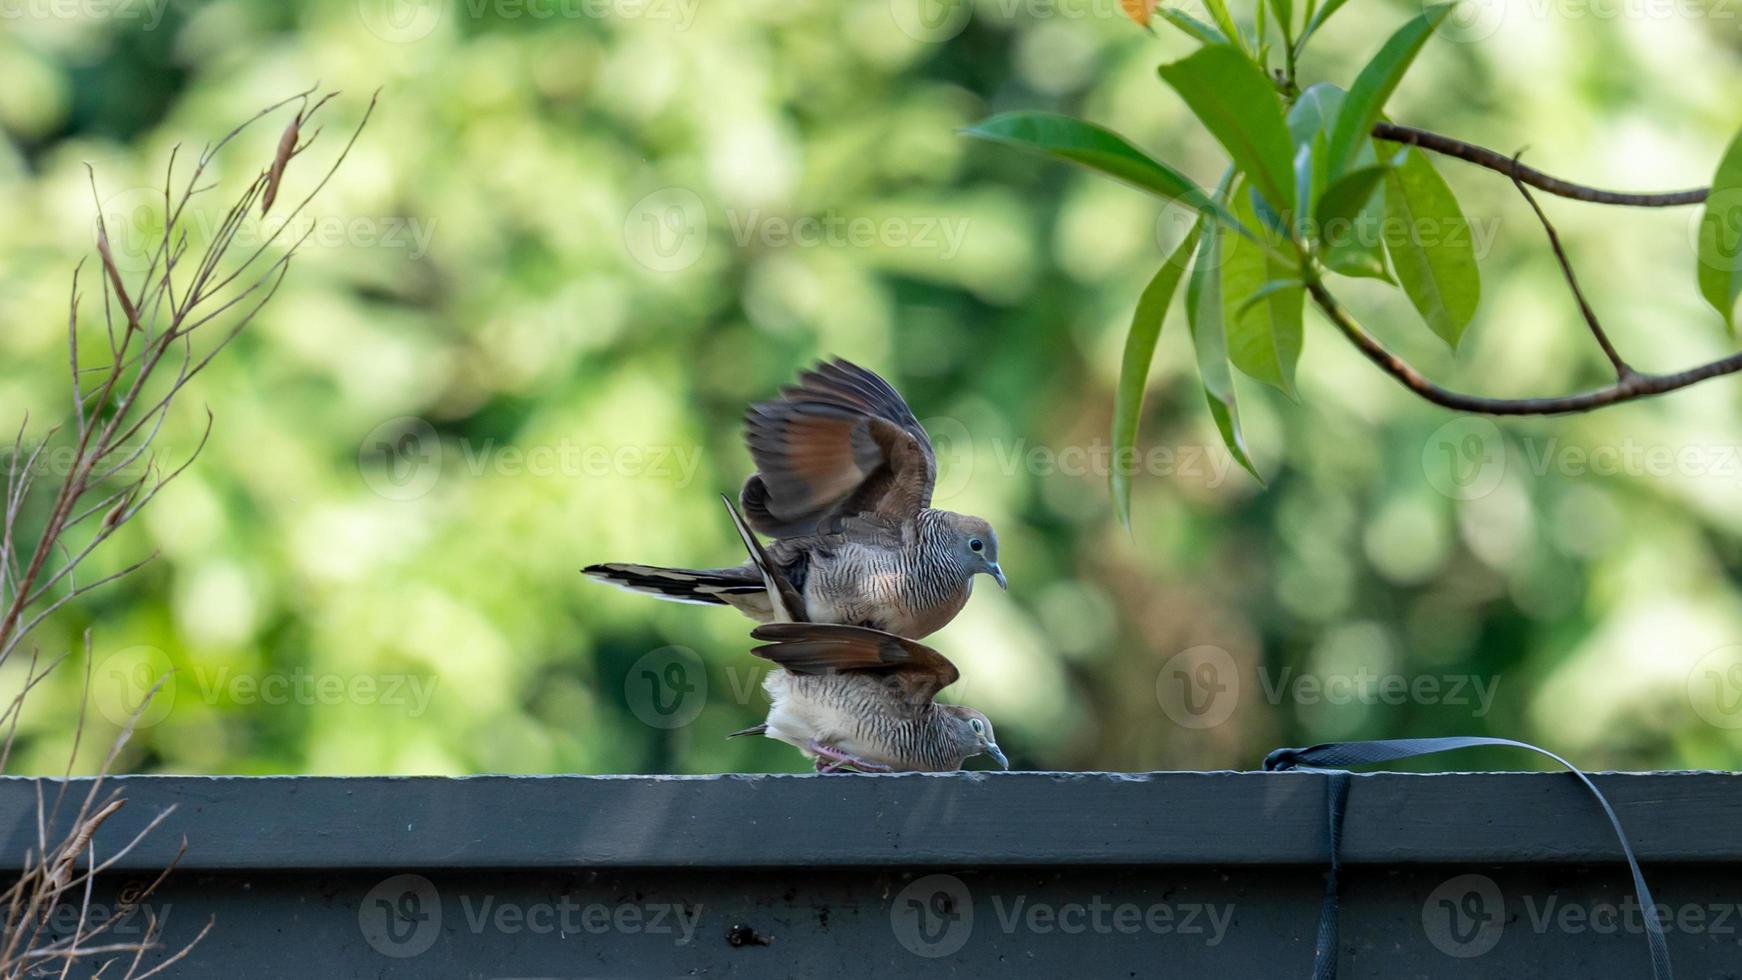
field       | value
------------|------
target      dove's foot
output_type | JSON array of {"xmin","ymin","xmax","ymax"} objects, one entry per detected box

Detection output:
[{"xmin": 807, "ymin": 740, "xmax": 892, "ymax": 774}]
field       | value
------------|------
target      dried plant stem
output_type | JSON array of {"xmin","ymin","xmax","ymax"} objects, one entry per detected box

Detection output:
[{"xmin": 0, "ymin": 88, "xmax": 373, "ymax": 979}]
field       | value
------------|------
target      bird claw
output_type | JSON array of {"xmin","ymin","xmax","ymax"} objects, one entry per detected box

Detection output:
[{"xmin": 807, "ymin": 740, "xmax": 891, "ymax": 774}]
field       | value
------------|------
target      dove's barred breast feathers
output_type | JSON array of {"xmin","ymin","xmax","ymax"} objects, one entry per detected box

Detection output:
[
  {"xmin": 795, "ymin": 508, "xmax": 975, "ymax": 639},
  {"xmin": 763, "ymin": 670, "xmax": 965, "ymax": 772}
]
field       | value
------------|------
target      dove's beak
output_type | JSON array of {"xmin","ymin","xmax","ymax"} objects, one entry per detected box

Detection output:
[
  {"xmin": 989, "ymin": 564, "xmax": 1007, "ymax": 590},
  {"xmin": 986, "ymin": 744, "xmax": 1009, "ymax": 770}
]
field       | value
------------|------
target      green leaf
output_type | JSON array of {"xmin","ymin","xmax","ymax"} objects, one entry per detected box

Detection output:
[
  {"xmin": 1296, "ymin": 0, "xmax": 1350, "ymax": 53},
  {"xmin": 1287, "ymin": 82, "xmax": 1346, "ymax": 146},
  {"xmin": 1266, "ymin": 0, "xmax": 1293, "ymax": 32},
  {"xmin": 1112, "ymin": 222, "xmax": 1203, "ymax": 529},
  {"xmin": 963, "ymin": 112, "xmax": 1239, "ymax": 229},
  {"xmin": 1293, "ymin": 142, "xmax": 1318, "ymax": 241},
  {"xmin": 1697, "ymin": 127, "xmax": 1742, "ymax": 331},
  {"xmin": 1317, "ymin": 165, "xmax": 1386, "ymax": 229},
  {"xmin": 1234, "ymin": 277, "xmax": 1306, "ymax": 317},
  {"xmin": 1381, "ymin": 147, "xmax": 1480, "ymax": 347},
  {"xmin": 1186, "ymin": 177, "xmax": 1262, "ymax": 483},
  {"xmin": 1201, "ymin": 0, "xmax": 1246, "ymax": 52},
  {"xmin": 1223, "ymin": 186, "xmax": 1303, "ymax": 396},
  {"xmin": 1202, "ymin": 386, "xmax": 1259, "ymax": 483},
  {"xmin": 1157, "ymin": 45, "xmax": 1297, "ymax": 215},
  {"xmin": 1318, "ymin": 163, "xmax": 1391, "ymax": 279},
  {"xmin": 1286, "ymin": 84, "xmax": 1341, "ymax": 227},
  {"xmin": 1158, "ymin": 7, "xmax": 1228, "ymax": 45},
  {"xmin": 1287, "ymin": 85, "xmax": 1391, "ymax": 280},
  {"xmin": 1326, "ymin": 5, "xmax": 1451, "ymax": 178}
]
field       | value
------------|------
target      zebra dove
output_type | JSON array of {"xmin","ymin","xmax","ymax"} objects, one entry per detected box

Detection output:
[
  {"xmin": 716, "ymin": 494, "xmax": 1005, "ymax": 774},
  {"xmin": 739, "ymin": 621, "xmax": 1008, "ymax": 773},
  {"xmin": 584, "ymin": 358, "xmax": 1005, "ymax": 639}
]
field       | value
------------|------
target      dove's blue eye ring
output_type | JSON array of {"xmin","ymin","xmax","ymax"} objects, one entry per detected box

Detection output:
[
  {"xmin": 969, "ymin": 538, "xmax": 984, "ymax": 553},
  {"xmin": 970, "ymin": 718, "xmax": 985, "ymax": 734}
]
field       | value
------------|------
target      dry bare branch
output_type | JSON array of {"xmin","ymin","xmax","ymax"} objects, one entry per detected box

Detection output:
[{"xmin": 0, "ymin": 87, "xmax": 371, "ymax": 980}]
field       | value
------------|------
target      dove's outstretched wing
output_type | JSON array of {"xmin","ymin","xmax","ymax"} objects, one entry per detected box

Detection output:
[{"xmin": 740, "ymin": 359, "xmax": 937, "ymax": 538}]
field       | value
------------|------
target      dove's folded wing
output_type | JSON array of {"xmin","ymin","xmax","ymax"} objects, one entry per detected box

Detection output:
[{"xmin": 748, "ymin": 622, "xmax": 959, "ymax": 704}]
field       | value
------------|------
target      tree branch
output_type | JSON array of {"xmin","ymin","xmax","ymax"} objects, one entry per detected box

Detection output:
[
  {"xmin": 1373, "ymin": 121, "xmax": 1709, "ymax": 208},
  {"xmin": 1305, "ymin": 279, "xmax": 1742, "ymax": 415}
]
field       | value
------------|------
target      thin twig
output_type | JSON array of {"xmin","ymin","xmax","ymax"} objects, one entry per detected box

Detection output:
[{"xmin": 1508, "ymin": 157, "xmax": 1634, "ymax": 380}]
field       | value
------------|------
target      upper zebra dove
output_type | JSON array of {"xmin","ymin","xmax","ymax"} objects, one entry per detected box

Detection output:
[{"xmin": 584, "ymin": 358, "xmax": 1004, "ymax": 639}]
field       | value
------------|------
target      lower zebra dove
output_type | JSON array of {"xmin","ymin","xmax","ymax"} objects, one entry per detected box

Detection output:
[{"xmin": 738, "ymin": 621, "xmax": 1009, "ymax": 773}]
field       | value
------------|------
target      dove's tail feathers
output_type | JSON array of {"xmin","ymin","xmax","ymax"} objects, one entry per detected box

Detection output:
[
  {"xmin": 727, "ymin": 723, "xmax": 768, "ymax": 739},
  {"xmin": 582, "ymin": 563, "xmax": 764, "ymax": 607}
]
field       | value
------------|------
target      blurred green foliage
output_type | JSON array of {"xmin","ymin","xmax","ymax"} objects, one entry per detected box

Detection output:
[{"xmin": 4, "ymin": 0, "xmax": 1742, "ymax": 777}]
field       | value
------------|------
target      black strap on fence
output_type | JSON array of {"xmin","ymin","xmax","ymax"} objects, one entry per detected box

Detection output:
[{"xmin": 1263, "ymin": 736, "xmax": 1674, "ymax": 980}]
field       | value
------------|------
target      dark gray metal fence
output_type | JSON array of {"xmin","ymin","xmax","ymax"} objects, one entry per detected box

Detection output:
[{"xmin": 2, "ymin": 772, "xmax": 1736, "ymax": 978}]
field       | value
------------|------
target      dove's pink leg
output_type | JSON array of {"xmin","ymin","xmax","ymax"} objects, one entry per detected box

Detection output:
[{"xmin": 806, "ymin": 740, "xmax": 892, "ymax": 774}]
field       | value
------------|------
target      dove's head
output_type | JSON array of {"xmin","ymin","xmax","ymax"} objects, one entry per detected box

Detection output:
[
  {"xmin": 937, "ymin": 513, "xmax": 1006, "ymax": 590},
  {"xmin": 941, "ymin": 705, "xmax": 1008, "ymax": 770}
]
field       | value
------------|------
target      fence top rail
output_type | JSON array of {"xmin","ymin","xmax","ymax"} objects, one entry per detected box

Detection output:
[{"xmin": 0, "ymin": 771, "xmax": 1734, "ymax": 871}]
